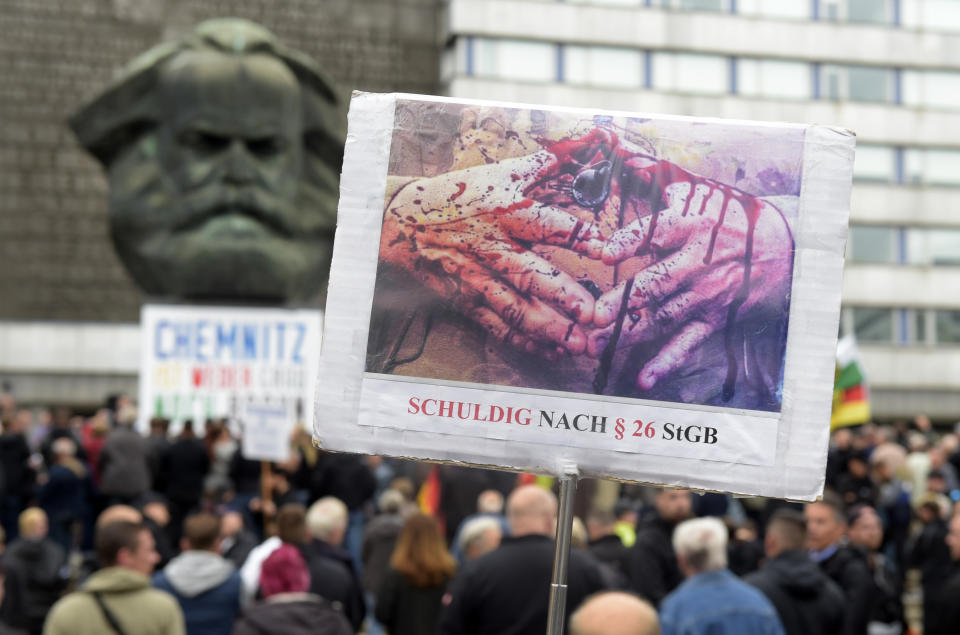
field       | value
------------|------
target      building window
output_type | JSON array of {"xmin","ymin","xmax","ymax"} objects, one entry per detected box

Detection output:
[
  {"xmin": 902, "ymin": 0, "xmax": 960, "ymax": 33},
  {"xmin": 473, "ymin": 39, "xmax": 556, "ymax": 83},
  {"xmin": 821, "ymin": 65, "xmax": 895, "ymax": 103},
  {"xmin": 565, "ymin": 0, "xmax": 644, "ymax": 6},
  {"xmin": 911, "ymin": 309, "xmax": 929, "ymax": 344},
  {"xmin": 848, "ymin": 226, "xmax": 899, "ymax": 263},
  {"xmin": 737, "ymin": 59, "xmax": 811, "ymax": 99},
  {"xmin": 738, "ymin": 0, "xmax": 810, "ymax": 19},
  {"xmin": 936, "ymin": 310, "xmax": 960, "ymax": 343},
  {"xmin": 656, "ymin": 0, "xmax": 729, "ymax": 11},
  {"xmin": 651, "ymin": 52, "xmax": 728, "ymax": 94},
  {"xmin": 904, "ymin": 148, "xmax": 960, "ymax": 186},
  {"xmin": 564, "ymin": 46, "xmax": 644, "ymax": 89},
  {"xmin": 852, "ymin": 307, "xmax": 895, "ymax": 343},
  {"xmin": 853, "ymin": 145, "xmax": 897, "ymax": 182},
  {"xmin": 906, "ymin": 227, "xmax": 960, "ymax": 265},
  {"xmin": 903, "ymin": 70, "xmax": 960, "ymax": 110},
  {"xmin": 820, "ymin": 0, "xmax": 896, "ymax": 23}
]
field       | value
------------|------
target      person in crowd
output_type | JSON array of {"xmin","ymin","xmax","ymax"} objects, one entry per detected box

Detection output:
[
  {"xmin": 98, "ymin": 417, "xmax": 150, "ymax": 505},
  {"xmin": 79, "ymin": 410, "xmax": 110, "ymax": 487},
  {"xmin": 450, "ymin": 489, "xmax": 509, "ymax": 562},
  {"xmin": 804, "ymin": 496, "xmax": 873, "ymax": 635},
  {"xmin": 437, "ymin": 484, "xmax": 607, "ymax": 635},
  {"xmin": 301, "ymin": 498, "xmax": 366, "ymax": 631},
  {"xmin": 846, "ymin": 505, "xmax": 903, "ymax": 634},
  {"xmin": 0, "ymin": 411, "xmax": 33, "ymax": 542},
  {"xmin": 140, "ymin": 494, "xmax": 176, "ymax": 569},
  {"xmin": 40, "ymin": 408, "xmax": 86, "ymax": 469},
  {"xmin": 308, "ymin": 451, "xmax": 376, "ymax": 575},
  {"xmin": 220, "ymin": 510, "xmax": 257, "ymax": 570},
  {"xmin": 203, "ymin": 421, "xmax": 237, "ymax": 496},
  {"xmin": 659, "ymin": 517, "xmax": 785, "ymax": 635},
  {"xmin": 612, "ymin": 499, "xmax": 639, "ymax": 547},
  {"xmin": 457, "ymin": 515, "xmax": 502, "ymax": 563},
  {"xmin": 825, "ymin": 428, "xmax": 854, "ymax": 490},
  {"xmin": 869, "ymin": 448, "xmax": 911, "ymax": 573},
  {"xmin": 145, "ymin": 418, "xmax": 171, "ymax": 490},
  {"xmin": 569, "ymin": 592, "xmax": 660, "ymax": 635},
  {"xmin": 153, "ymin": 512, "xmax": 242, "ymax": 635},
  {"xmin": 362, "ymin": 488, "xmax": 407, "ymax": 634},
  {"xmin": 836, "ymin": 452, "xmax": 876, "ymax": 508},
  {"xmin": 249, "ymin": 465, "xmax": 299, "ymax": 534},
  {"xmin": 231, "ymin": 543, "xmax": 352, "ymax": 635},
  {"xmin": 43, "ymin": 520, "xmax": 184, "ymax": 635},
  {"xmin": 928, "ymin": 445, "xmax": 959, "ymax": 493},
  {"xmin": 926, "ymin": 511, "xmax": 960, "ymax": 635},
  {"xmin": 727, "ymin": 520, "xmax": 765, "ymax": 577},
  {"xmin": 624, "ymin": 488, "xmax": 691, "ymax": 606},
  {"xmin": 0, "ymin": 508, "xmax": 68, "ymax": 635},
  {"xmin": 436, "ymin": 466, "xmax": 512, "ymax": 548},
  {"xmin": 159, "ymin": 421, "xmax": 210, "ymax": 546},
  {"xmin": 744, "ymin": 509, "xmax": 844, "ymax": 635},
  {"xmin": 375, "ymin": 513, "xmax": 456, "ymax": 635},
  {"xmin": 38, "ymin": 437, "xmax": 90, "ymax": 556},
  {"xmin": 586, "ymin": 508, "xmax": 630, "ymax": 586},
  {"xmin": 908, "ymin": 498, "xmax": 953, "ymax": 632}
]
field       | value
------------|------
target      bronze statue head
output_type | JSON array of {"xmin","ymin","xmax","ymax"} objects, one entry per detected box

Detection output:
[{"xmin": 71, "ymin": 19, "xmax": 345, "ymax": 302}]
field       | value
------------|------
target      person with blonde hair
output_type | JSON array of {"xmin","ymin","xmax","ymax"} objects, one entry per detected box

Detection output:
[
  {"xmin": 376, "ymin": 513, "xmax": 456, "ymax": 635},
  {"xmin": 1, "ymin": 508, "xmax": 67, "ymax": 634},
  {"xmin": 659, "ymin": 517, "xmax": 784, "ymax": 635}
]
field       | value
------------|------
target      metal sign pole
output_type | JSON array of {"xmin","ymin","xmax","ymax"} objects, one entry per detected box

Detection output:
[{"xmin": 546, "ymin": 467, "xmax": 579, "ymax": 635}]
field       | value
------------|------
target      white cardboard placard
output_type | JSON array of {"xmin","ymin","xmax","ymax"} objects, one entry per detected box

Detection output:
[
  {"xmin": 315, "ymin": 93, "xmax": 854, "ymax": 501},
  {"xmin": 139, "ymin": 304, "xmax": 322, "ymax": 434},
  {"xmin": 240, "ymin": 401, "xmax": 294, "ymax": 463}
]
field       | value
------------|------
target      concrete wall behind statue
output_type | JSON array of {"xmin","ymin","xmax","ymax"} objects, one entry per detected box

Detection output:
[{"xmin": 0, "ymin": 0, "xmax": 442, "ymax": 322}]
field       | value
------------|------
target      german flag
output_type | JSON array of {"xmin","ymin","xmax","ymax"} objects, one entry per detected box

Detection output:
[{"xmin": 831, "ymin": 335, "xmax": 870, "ymax": 429}]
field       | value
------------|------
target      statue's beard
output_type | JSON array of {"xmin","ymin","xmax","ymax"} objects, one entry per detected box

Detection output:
[{"xmin": 108, "ymin": 152, "xmax": 335, "ymax": 303}]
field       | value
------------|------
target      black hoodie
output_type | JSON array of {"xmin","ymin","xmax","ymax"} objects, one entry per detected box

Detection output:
[
  {"xmin": 231, "ymin": 594, "xmax": 352, "ymax": 635},
  {"xmin": 745, "ymin": 549, "xmax": 845, "ymax": 635},
  {"xmin": 0, "ymin": 538, "xmax": 68, "ymax": 634}
]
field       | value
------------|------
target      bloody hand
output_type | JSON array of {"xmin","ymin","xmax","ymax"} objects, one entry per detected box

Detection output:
[
  {"xmin": 380, "ymin": 153, "xmax": 605, "ymax": 358},
  {"xmin": 591, "ymin": 182, "xmax": 796, "ymax": 395}
]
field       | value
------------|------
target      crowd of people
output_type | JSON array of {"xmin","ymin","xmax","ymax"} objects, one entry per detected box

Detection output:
[{"xmin": 1, "ymin": 389, "xmax": 959, "ymax": 635}]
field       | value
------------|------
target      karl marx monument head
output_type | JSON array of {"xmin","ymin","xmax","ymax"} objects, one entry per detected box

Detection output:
[{"xmin": 70, "ymin": 18, "xmax": 345, "ymax": 302}]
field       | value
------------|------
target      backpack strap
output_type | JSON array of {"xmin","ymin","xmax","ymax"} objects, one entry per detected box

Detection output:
[{"xmin": 90, "ymin": 591, "xmax": 128, "ymax": 635}]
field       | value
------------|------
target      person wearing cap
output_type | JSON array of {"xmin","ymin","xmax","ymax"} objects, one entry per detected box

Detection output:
[{"xmin": 231, "ymin": 543, "xmax": 351, "ymax": 635}]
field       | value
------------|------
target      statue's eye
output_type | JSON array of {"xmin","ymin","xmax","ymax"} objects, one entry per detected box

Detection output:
[
  {"xmin": 246, "ymin": 136, "xmax": 285, "ymax": 157},
  {"xmin": 180, "ymin": 130, "xmax": 230, "ymax": 154}
]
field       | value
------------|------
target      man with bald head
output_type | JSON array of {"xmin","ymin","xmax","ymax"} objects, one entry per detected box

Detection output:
[
  {"xmin": 438, "ymin": 485, "xmax": 607, "ymax": 635},
  {"xmin": 569, "ymin": 592, "xmax": 660, "ymax": 635}
]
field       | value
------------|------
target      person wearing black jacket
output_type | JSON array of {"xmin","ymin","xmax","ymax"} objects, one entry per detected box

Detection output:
[
  {"xmin": 437, "ymin": 485, "xmax": 607, "ymax": 635},
  {"xmin": 0, "ymin": 412, "xmax": 34, "ymax": 541},
  {"xmin": 159, "ymin": 421, "xmax": 210, "ymax": 545},
  {"xmin": 745, "ymin": 510, "xmax": 844, "ymax": 635},
  {"xmin": 623, "ymin": 488, "xmax": 691, "ymax": 606},
  {"xmin": 806, "ymin": 498, "xmax": 874, "ymax": 635},
  {"xmin": 301, "ymin": 497, "xmax": 366, "ymax": 632},
  {"xmin": 927, "ymin": 513, "xmax": 960, "ymax": 635},
  {"xmin": 0, "ymin": 508, "xmax": 68, "ymax": 635}
]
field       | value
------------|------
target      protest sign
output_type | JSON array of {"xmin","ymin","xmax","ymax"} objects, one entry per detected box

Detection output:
[
  {"xmin": 315, "ymin": 93, "xmax": 854, "ymax": 500},
  {"xmin": 139, "ymin": 304, "xmax": 322, "ymax": 433},
  {"xmin": 240, "ymin": 400, "xmax": 294, "ymax": 462}
]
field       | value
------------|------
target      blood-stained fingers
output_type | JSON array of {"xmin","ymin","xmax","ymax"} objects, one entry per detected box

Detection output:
[
  {"xmin": 497, "ymin": 204, "xmax": 605, "ymax": 259},
  {"xmin": 637, "ymin": 320, "xmax": 715, "ymax": 390}
]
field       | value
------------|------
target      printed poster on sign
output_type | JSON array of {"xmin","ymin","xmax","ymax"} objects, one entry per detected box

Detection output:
[
  {"xmin": 139, "ymin": 304, "xmax": 322, "ymax": 434},
  {"xmin": 316, "ymin": 93, "xmax": 854, "ymax": 500},
  {"xmin": 240, "ymin": 401, "xmax": 294, "ymax": 463}
]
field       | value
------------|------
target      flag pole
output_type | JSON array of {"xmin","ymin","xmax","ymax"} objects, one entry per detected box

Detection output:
[{"xmin": 546, "ymin": 465, "xmax": 579, "ymax": 635}]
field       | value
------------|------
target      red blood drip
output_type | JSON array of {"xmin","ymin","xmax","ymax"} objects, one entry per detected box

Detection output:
[
  {"xmin": 510, "ymin": 173, "xmax": 521, "ymax": 181},
  {"xmin": 720, "ymin": 196, "xmax": 761, "ymax": 402},
  {"xmin": 489, "ymin": 199, "xmax": 535, "ymax": 216},
  {"xmin": 449, "ymin": 182, "xmax": 467, "ymax": 201}
]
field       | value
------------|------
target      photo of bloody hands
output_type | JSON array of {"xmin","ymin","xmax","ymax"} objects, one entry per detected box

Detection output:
[{"xmin": 368, "ymin": 101, "xmax": 803, "ymax": 413}]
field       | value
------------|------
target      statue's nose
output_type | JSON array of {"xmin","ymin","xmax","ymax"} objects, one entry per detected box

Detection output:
[{"xmin": 223, "ymin": 140, "xmax": 256, "ymax": 184}]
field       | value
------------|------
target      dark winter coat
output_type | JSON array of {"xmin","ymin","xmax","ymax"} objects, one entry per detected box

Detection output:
[
  {"xmin": 231, "ymin": 594, "xmax": 352, "ymax": 635},
  {"xmin": 624, "ymin": 515, "xmax": 684, "ymax": 606},
  {"xmin": 0, "ymin": 537, "xmax": 68, "ymax": 634},
  {"xmin": 0, "ymin": 433, "xmax": 31, "ymax": 499},
  {"xmin": 437, "ymin": 534, "xmax": 608, "ymax": 635},
  {"xmin": 927, "ymin": 568, "xmax": 960, "ymax": 635},
  {"xmin": 98, "ymin": 426, "xmax": 150, "ymax": 500},
  {"xmin": 745, "ymin": 550, "xmax": 844, "ymax": 635},
  {"xmin": 816, "ymin": 545, "xmax": 874, "ymax": 635},
  {"xmin": 361, "ymin": 512, "xmax": 404, "ymax": 593},
  {"xmin": 298, "ymin": 539, "xmax": 365, "ymax": 631},
  {"xmin": 160, "ymin": 438, "xmax": 210, "ymax": 503},
  {"xmin": 587, "ymin": 534, "xmax": 630, "ymax": 587},
  {"xmin": 375, "ymin": 567, "xmax": 449, "ymax": 635}
]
